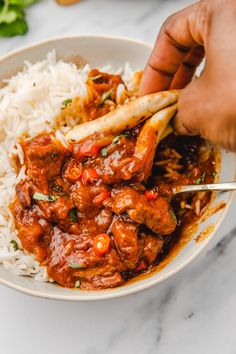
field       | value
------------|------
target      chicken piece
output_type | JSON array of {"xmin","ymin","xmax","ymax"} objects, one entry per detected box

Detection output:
[
  {"xmin": 21, "ymin": 134, "xmax": 66, "ymax": 190},
  {"xmin": 140, "ymin": 234, "xmax": 164, "ymax": 264},
  {"xmin": 15, "ymin": 179, "xmax": 31, "ymax": 207},
  {"xmin": 11, "ymin": 200, "xmax": 43, "ymax": 253},
  {"xmin": 71, "ymin": 181, "xmax": 108, "ymax": 216},
  {"xmin": 80, "ymin": 273, "xmax": 124, "ymax": 290},
  {"xmin": 112, "ymin": 187, "xmax": 177, "ymax": 235},
  {"xmin": 111, "ymin": 219, "xmax": 140, "ymax": 269}
]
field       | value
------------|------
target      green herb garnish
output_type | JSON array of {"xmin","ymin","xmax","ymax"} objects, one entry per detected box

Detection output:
[
  {"xmin": 33, "ymin": 192, "xmax": 58, "ymax": 202},
  {"xmin": 100, "ymin": 147, "xmax": 108, "ymax": 157},
  {"xmin": 212, "ymin": 171, "xmax": 217, "ymax": 177},
  {"xmin": 70, "ymin": 263, "xmax": 84, "ymax": 269},
  {"xmin": 195, "ymin": 172, "xmax": 206, "ymax": 185},
  {"xmin": 75, "ymin": 280, "xmax": 81, "ymax": 288},
  {"xmin": 10, "ymin": 239, "xmax": 18, "ymax": 251},
  {"xmin": 99, "ymin": 89, "xmax": 113, "ymax": 106},
  {"xmin": 0, "ymin": 0, "xmax": 38, "ymax": 38},
  {"xmin": 69, "ymin": 208, "xmax": 77, "ymax": 222},
  {"xmin": 61, "ymin": 98, "xmax": 72, "ymax": 109},
  {"xmin": 89, "ymin": 74, "xmax": 102, "ymax": 81},
  {"xmin": 112, "ymin": 131, "xmax": 131, "ymax": 144}
]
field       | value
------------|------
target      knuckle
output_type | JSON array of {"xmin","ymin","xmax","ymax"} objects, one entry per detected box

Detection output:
[
  {"xmin": 161, "ymin": 13, "xmax": 177, "ymax": 32},
  {"xmin": 195, "ymin": 0, "xmax": 212, "ymax": 41},
  {"xmin": 161, "ymin": 12, "xmax": 178, "ymax": 37}
]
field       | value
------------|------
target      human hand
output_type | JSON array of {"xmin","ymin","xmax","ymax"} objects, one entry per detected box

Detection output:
[{"xmin": 139, "ymin": 0, "xmax": 236, "ymax": 151}]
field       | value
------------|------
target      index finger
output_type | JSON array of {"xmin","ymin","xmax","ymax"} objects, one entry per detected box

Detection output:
[{"xmin": 139, "ymin": 2, "xmax": 205, "ymax": 95}]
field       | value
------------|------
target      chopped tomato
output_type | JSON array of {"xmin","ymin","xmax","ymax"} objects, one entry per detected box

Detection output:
[
  {"xmin": 82, "ymin": 168, "xmax": 99, "ymax": 184},
  {"xmin": 93, "ymin": 234, "xmax": 110, "ymax": 256},
  {"xmin": 144, "ymin": 190, "xmax": 158, "ymax": 200},
  {"xmin": 93, "ymin": 191, "xmax": 110, "ymax": 205},
  {"xmin": 64, "ymin": 159, "xmax": 82, "ymax": 182},
  {"xmin": 135, "ymin": 260, "xmax": 147, "ymax": 272},
  {"xmin": 75, "ymin": 143, "xmax": 100, "ymax": 157}
]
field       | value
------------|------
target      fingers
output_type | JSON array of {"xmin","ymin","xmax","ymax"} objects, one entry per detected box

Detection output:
[
  {"xmin": 139, "ymin": 2, "xmax": 206, "ymax": 95},
  {"xmin": 172, "ymin": 78, "xmax": 206, "ymax": 136},
  {"xmin": 170, "ymin": 46, "xmax": 205, "ymax": 89}
]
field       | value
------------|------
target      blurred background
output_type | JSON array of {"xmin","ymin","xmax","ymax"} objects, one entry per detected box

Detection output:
[
  {"xmin": 2, "ymin": 1, "xmax": 236, "ymax": 354},
  {"xmin": 0, "ymin": 0, "xmax": 194, "ymax": 55}
]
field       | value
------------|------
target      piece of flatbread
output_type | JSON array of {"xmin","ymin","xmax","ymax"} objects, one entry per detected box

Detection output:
[
  {"xmin": 144, "ymin": 102, "xmax": 177, "ymax": 146},
  {"xmin": 65, "ymin": 90, "xmax": 179, "ymax": 143}
]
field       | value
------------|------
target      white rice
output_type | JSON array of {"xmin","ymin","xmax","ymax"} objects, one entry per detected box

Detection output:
[{"xmin": 0, "ymin": 51, "xmax": 136, "ymax": 282}]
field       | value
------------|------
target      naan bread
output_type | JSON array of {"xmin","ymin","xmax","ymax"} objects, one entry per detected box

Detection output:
[{"xmin": 65, "ymin": 90, "xmax": 179, "ymax": 142}]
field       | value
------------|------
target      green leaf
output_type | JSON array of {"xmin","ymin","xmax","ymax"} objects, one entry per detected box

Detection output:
[
  {"xmin": 61, "ymin": 98, "xmax": 72, "ymax": 109},
  {"xmin": 10, "ymin": 239, "xmax": 18, "ymax": 251},
  {"xmin": 8, "ymin": 0, "xmax": 38, "ymax": 8},
  {"xmin": 100, "ymin": 147, "xmax": 108, "ymax": 157},
  {"xmin": 99, "ymin": 89, "xmax": 113, "ymax": 106},
  {"xmin": 75, "ymin": 280, "xmax": 81, "ymax": 288},
  {"xmin": 112, "ymin": 131, "xmax": 131, "ymax": 144},
  {"xmin": 195, "ymin": 172, "xmax": 206, "ymax": 185},
  {"xmin": 70, "ymin": 263, "xmax": 85, "ymax": 269},
  {"xmin": 33, "ymin": 192, "xmax": 58, "ymax": 202},
  {"xmin": 0, "ymin": 18, "xmax": 28, "ymax": 36},
  {"xmin": 0, "ymin": 8, "xmax": 17, "ymax": 24},
  {"xmin": 68, "ymin": 208, "xmax": 77, "ymax": 222},
  {"xmin": 0, "ymin": 3, "xmax": 25, "ymax": 24},
  {"xmin": 195, "ymin": 178, "xmax": 201, "ymax": 185},
  {"xmin": 89, "ymin": 74, "xmax": 102, "ymax": 81}
]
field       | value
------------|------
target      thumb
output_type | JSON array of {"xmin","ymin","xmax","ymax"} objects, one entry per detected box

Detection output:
[{"xmin": 173, "ymin": 77, "xmax": 209, "ymax": 136}]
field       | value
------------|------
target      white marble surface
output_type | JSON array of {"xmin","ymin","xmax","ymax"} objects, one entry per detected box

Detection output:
[{"xmin": 0, "ymin": 1, "xmax": 236, "ymax": 353}]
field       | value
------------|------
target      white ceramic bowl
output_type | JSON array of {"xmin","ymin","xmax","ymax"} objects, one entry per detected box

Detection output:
[{"xmin": 0, "ymin": 35, "xmax": 235, "ymax": 301}]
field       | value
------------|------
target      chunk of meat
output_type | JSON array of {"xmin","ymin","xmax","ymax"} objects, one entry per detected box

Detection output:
[
  {"xmin": 95, "ymin": 209, "xmax": 113, "ymax": 231},
  {"xmin": 111, "ymin": 219, "xmax": 140, "ymax": 269},
  {"xmin": 15, "ymin": 179, "xmax": 31, "ymax": 207},
  {"xmin": 21, "ymin": 134, "xmax": 66, "ymax": 189},
  {"xmin": 80, "ymin": 273, "xmax": 124, "ymax": 290},
  {"xmin": 71, "ymin": 181, "xmax": 108, "ymax": 216},
  {"xmin": 47, "ymin": 227, "xmax": 125, "ymax": 288},
  {"xmin": 112, "ymin": 187, "xmax": 177, "ymax": 235},
  {"xmin": 84, "ymin": 136, "xmax": 136, "ymax": 184},
  {"xmin": 11, "ymin": 200, "xmax": 43, "ymax": 252},
  {"xmin": 140, "ymin": 234, "xmax": 164, "ymax": 264},
  {"xmin": 84, "ymin": 69, "xmax": 124, "ymax": 120},
  {"xmin": 63, "ymin": 158, "xmax": 83, "ymax": 182}
]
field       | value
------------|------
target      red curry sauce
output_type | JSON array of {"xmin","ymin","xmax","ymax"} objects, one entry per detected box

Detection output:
[{"xmin": 10, "ymin": 70, "xmax": 216, "ymax": 290}]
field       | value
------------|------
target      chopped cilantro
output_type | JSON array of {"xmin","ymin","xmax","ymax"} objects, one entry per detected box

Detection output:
[
  {"xmin": 100, "ymin": 147, "xmax": 108, "ymax": 157},
  {"xmin": 195, "ymin": 172, "xmax": 206, "ymax": 185},
  {"xmin": 70, "ymin": 264, "xmax": 84, "ymax": 269},
  {"xmin": 61, "ymin": 98, "xmax": 72, "ymax": 109},
  {"xmin": 10, "ymin": 240, "xmax": 18, "ymax": 251},
  {"xmin": 68, "ymin": 208, "xmax": 77, "ymax": 222},
  {"xmin": 89, "ymin": 74, "xmax": 102, "ymax": 81},
  {"xmin": 33, "ymin": 192, "xmax": 58, "ymax": 202},
  {"xmin": 99, "ymin": 89, "xmax": 113, "ymax": 106},
  {"xmin": 75, "ymin": 280, "xmax": 81, "ymax": 288},
  {"xmin": 112, "ymin": 131, "xmax": 131, "ymax": 144}
]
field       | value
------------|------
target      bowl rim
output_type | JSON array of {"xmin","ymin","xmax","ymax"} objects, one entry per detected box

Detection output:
[{"xmin": 0, "ymin": 34, "xmax": 235, "ymax": 301}]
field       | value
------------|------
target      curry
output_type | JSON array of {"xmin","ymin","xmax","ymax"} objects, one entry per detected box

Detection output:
[{"xmin": 11, "ymin": 70, "xmax": 216, "ymax": 290}]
